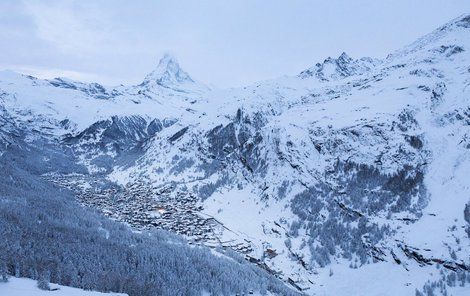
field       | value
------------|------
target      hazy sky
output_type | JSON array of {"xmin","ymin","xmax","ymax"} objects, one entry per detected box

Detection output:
[{"xmin": 0, "ymin": 0, "xmax": 468, "ymax": 87}]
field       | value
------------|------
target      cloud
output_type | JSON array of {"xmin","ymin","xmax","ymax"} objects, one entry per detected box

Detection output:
[
  {"xmin": 23, "ymin": 0, "xmax": 113, "ymax": 54},
  {"xmin": 6, "ymin": 64, "xmax": 112, "ymax": 84}
]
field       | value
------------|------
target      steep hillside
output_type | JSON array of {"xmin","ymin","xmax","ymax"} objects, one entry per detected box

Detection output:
[{"xmin": 0, "ymin": 122, "xmax": 298, "ymax": 296}]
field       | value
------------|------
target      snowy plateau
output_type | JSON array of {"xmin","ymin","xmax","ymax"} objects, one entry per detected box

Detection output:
[{"xmin": 1, "ymin": 14, "xmax": 470, "ymax": 296}]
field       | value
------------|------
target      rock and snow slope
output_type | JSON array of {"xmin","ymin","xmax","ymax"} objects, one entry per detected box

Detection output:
[{"xmin": 1, "ymin": 14, "xmax": 470, "ymax": 295}]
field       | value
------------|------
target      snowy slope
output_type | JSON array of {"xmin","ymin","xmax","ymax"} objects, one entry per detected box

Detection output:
[
  {"xmin": 0, "ymin": 278, "xmax": 127, "ymax": 296},
  {"xmin": 1, "ymin": 14, "xmax": 470, "ymax": 295}
]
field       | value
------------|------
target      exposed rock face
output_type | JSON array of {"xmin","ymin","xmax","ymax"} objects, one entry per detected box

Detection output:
[
  {"xmin": 62, "ymin": 115, "xmax": 166, "ymax": 172},
  {"xmin": 0, "ymin": 104, "xmax": 20, "ymax": 155},
  {"xmin": 465, "ymin": 203, "xmax": 470, "ymax": 238}
]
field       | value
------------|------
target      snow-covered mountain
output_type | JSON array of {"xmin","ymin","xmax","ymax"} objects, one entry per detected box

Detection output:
[
  {"xmin": 298, "ymin": 52, "xmax": 379, "ymax": 81},
  {"xmin": 142, "ymin": 54, "xmax": 198, "ymax": 89},
  {"xmin": 1, "ymin": 14, "xmax": 470, "ymax": 295}
]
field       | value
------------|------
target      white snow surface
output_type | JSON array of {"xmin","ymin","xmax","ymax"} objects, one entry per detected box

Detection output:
[{"xmin": 0, "ymin": 277, "xmax": 127, "ymax": 296}]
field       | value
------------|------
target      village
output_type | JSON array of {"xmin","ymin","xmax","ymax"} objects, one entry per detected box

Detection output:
[{"xmin": 43, "ymin": 173, "xmax": 254, "ymax": 253}]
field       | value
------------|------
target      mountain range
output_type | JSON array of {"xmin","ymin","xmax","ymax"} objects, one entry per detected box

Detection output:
[{"xmin": 1, "ymin": 14, "xmax": 470, "ymax": 296}]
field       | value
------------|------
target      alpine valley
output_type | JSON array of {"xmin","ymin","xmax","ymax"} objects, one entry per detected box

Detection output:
[{"xmin": 1, "ymin": 14, "xmax": 470, "ymax": 296}]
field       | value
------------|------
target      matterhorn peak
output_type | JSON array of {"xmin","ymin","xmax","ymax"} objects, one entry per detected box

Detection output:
[{"xmin": 142, "ymin": 53, "xmax": 194, "ymax": 87}]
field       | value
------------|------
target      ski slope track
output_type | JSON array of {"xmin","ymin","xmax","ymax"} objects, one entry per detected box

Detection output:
[{"xmin": 1, "ymin": 14, "xmax": 470, "ymax": 295}]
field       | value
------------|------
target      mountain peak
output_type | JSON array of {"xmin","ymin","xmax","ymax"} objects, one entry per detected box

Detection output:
[
  {"xmin": 299, "ymin": 52, "xmax": 378, "ymax": 81},
  {"xmin": 142, "ymin": 54, "xmax": 194, "ymax": 87},
  {"xmin": 337, "ymin": 52, "xmax": 352, "ymax": 63},
  {"xmin": 156, "ymin": 53, "xmax": 181, "ymax": 72}
]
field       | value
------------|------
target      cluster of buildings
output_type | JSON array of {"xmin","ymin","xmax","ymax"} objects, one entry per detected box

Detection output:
[{"xmin": 44, "ymin": 174, "xmax": 219, "ymax": 243}]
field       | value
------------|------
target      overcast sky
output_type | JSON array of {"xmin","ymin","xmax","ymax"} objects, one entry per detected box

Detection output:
[{"xmin": 0, "ymin": 1, "xmax": 468, "ymax": 88}]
